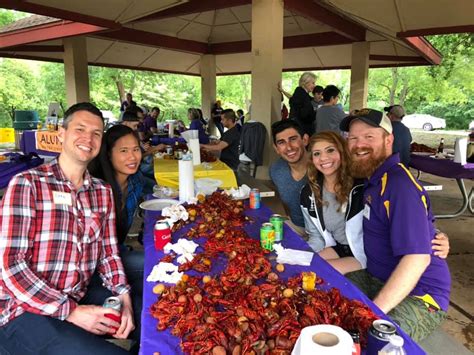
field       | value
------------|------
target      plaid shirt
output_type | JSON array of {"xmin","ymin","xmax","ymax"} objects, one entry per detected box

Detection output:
[{"xmin": 0, "ymin": 160, "xmax": 130, "ymax": 326}]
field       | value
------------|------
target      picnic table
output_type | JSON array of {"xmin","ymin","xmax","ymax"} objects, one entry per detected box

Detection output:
[
  {"xmin": 0, "ymin": 152, "xmax": 44, "ymax": 189},
  {"xmin": 410, "ymin": 153, "xmax": 474, "ymax": 218},
  {"xmin": 139, "ymin": 202, "xmax": 425, "ymax": 355},
  {"xmin": 154, "ymin": 158, "xmax": 238, "ymax": 189}
]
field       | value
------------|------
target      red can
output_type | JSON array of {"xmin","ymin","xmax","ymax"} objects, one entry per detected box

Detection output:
[
  {"xmin": 103, "ymin": 296, "xmax": 122, "ymax": 333},
  {"xmin": 154, "ymin": 221, "xmax": 171, "ymax": 250}
]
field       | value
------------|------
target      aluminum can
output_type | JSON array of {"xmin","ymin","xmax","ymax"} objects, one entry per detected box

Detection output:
[
  {"xmin": 348, "ymin": 330, "xmax": 361, "ymax": 355},
  {"xmin": 174, "ymin": 149, "xmax": 183, "ymax": 160},
  {"xmin": 249, "ymin": 188, "xmax": 261, "ymax": 209},
  {"xmin": 166, "ymin": 145, "xmax": 173, "ymax": 155},
  {"xmin": 269, "ymin": 214, "xmax": 284, "ymax": 242},
  {"xmin": 260, "ymin": 223, "xmax": 275, "ymax": 251},
  {"xmin": 103, "ymin": 296, "xmax": 122, "ymax": 325},
  {"xmin": 367, "ymin": 319, "xmax": 397, "ymax": 354},
  {"xmin": 154, "ymin": 221, "xmax": 171, "ymax": 250}
]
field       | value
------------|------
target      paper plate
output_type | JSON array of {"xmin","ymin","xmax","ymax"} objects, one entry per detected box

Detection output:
[
  {"xmin": 412, "ymin": 152, "xmax": 435, "ymax": 156},
  {"xmin": 139, "ymin": 199, "xmax": 178, "ymax": 211}
]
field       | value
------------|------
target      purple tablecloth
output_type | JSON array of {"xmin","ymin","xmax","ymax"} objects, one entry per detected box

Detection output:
[
  {"xmin": 140, "ymin": 204, "xmax": 424, "ymax": 355},
  {"xmin": 0, "ymin": 153, "xmax": 44, "ymax": 189},
  {"xmin": 151, "ymin": 136, "xmax": 186, "ymax": 146},
  {"xmin": 20, "ymin": 130, "xmax": 59, "ymax": 157},
  {"xmin": 410, "ymin": 154, "xmax": 474, "ymax": 179}
]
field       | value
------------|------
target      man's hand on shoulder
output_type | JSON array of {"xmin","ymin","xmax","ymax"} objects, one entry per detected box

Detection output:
[
  {"xmin": 432, "ymin": 232, "xmax": 450, "ymax": 259},
  {"xmin": 66, "ymin": 304, "xmax": 121, "ymax": 335}
]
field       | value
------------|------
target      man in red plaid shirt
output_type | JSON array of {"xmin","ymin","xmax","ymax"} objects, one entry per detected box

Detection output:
[{"xmin": 0, "ymin": 103, "xmax": 137, "ymax": 354}]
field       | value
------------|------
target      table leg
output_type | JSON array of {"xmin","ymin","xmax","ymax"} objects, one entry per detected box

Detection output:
[
  {"xmin": 468, "ymin": 186, "xmax": 474, "ymax": 214},
  {"xmin": 435, "ymin": 179, "xmax": 470, "ymax": 219}
]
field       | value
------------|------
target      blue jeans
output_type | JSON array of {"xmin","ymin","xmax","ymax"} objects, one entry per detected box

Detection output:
[{"xmin": 0, "ymin": 281, "xmax": 137, "ymax": 355}]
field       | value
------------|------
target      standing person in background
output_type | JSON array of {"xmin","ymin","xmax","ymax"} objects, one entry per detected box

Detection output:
[
  {"xmin": 288, "ymin": 72, "xmax": 317, "ymax": 137},
  {"xmin": 211, "ymin": 100, "xmax": 224, "ymax": 136},
  {"xmin": 120, "ymin": 93, "xmax": 137, "ymax": 114},
  {"xmin": 315, "ymin": 85, "xmax": 346, "ymax": 134},
  {"xmin": 201, "ymin": 109, "xmax": 241, "ymax": 171},
  {"xmin": 312, "ymin": 85, "xmax": 324, "ymax": 111},
  {"xmin": 236, "ymin": 109, "xmax": 245, "ymax": 127},
  {"xmin": 0, "ymin": 103, "xmax": 136, "ymax": 354},
  {"xmin": 384, "ymin": 105, "xmax": 412, "ymax": 167}
]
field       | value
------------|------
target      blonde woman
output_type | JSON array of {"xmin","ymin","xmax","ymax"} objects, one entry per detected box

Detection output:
[{"xmin": 288, "ymin": 72, "xmax": 316, "ymax": 136}]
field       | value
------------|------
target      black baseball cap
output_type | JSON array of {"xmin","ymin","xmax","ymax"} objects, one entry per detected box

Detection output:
[{"xmin": 339, "ymin": 108, "xmax": 392, "ymax": 134}]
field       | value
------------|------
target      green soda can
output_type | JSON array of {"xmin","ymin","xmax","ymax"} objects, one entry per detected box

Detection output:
[
  {"xmin": 269, "ymin": 214, "xmax": 284, "ymax": 242},
  {"xmin": 260, "ymin": 223, "xmax": 275, "ymax": 251}
]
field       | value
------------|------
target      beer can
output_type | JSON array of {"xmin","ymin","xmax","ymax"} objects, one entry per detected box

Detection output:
[
  {"xmin": 367, "ymin": 319, "xmax": 397, "ymax": 354},
  {"xmin": 260, "ymin": 223, "xmax": 275, "ymax": 251},
  {"xmin": 103, "ymin": 296, "xmax": 122, "ymax": 325},
  {"xmin": 348, "ymin": 330, "xmax": 361, "ymax": 355},
  {"xmin": 154, "ymin": 221, "xmax": 171, "ymax": 250},
  {"xmin": 269, "ymin": 214, "xmax": 284, "ymax": 242},
  {"xmin": 249, "ymin": 188, "xmax": 261, "ymax": 209}
]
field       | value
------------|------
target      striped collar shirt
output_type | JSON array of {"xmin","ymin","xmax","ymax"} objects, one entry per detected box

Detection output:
[{"xmin": 0, "ymin": 160, "xmax": 130, "ymax": 326}]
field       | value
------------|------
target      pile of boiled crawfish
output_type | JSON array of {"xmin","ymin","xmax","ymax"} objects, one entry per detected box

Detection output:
[{"xmin": 151, "ymin": 192, "xmax": 378, "ymax": 355}]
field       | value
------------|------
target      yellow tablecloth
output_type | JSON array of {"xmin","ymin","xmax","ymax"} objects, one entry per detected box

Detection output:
[{"xmin": 154, "ymin": 158, "xmax": 238, "ymax": 189}]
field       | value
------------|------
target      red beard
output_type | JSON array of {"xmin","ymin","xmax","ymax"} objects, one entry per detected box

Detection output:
[{"xmin": 350, "ymin": 146, "xmax": 387, "ymax": 178}]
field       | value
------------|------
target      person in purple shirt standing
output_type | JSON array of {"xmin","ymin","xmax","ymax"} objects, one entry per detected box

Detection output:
[{"xmin": 339, "ymin": 109, "xmax": 451, "ymax": 342}]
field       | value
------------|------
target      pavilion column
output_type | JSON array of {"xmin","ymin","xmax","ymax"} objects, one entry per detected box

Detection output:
[
  {"xmin": 63, "ymin": 37, "xmax": 90, "ymax": 107},
  {"xmin": 250, "ymin": 0, "xmax": 284, "ymax": 179},
  {"xmin": 349, "ymin": 42, "xmax": 370, "ymax": 111},
  {"xmin": 200, "ymin": 54, "xmax": 217, "ymax": 135}
]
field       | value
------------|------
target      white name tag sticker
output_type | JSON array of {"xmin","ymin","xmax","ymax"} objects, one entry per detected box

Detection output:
[
  {"xmin": 53, "ymin": 191, "xmax": 72, "ymax": 206},
  {"xmin": 363, "ymin": 204, "xmax": 370, "ymax": 220}
]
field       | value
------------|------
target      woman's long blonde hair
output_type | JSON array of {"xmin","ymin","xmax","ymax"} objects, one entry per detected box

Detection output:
[{"xmin": 307, "ymin": 131, "xmax": 353, "ymax": 210}]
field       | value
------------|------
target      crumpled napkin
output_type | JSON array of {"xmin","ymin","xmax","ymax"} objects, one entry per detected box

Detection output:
[
  {"xmin": 273, "ymin": 243, "xmax": 314, "ymax": 266},
  {"xmin": 163, "ymin": 238, "xmax": 199, "ymax": 264},
  {"xmin": 161, "ymin": 204, "xmax": 189, "ymax": 228},
  {"xmin": 225, "ymin": 184, "xmax": 251, "ymax": 199},
  {"xmin": 146, "ymin": 262, "xmax": 183, "ymax": 283}
]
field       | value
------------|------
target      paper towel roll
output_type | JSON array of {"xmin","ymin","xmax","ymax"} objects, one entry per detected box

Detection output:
[
  {"xmin": 453, "ymin": 137, "xmax": 468, "ymax": 165},
  {"xmin": 292, "ymin": 325, "xmax": 353, "ymax": 355},
  {"xmin": 168, "ymin": 121, "xmax": 175, "ymax": 138},
  {"xmin": 188, "ymin": 138, "xmax": 201, "ymax": 166},
  {"xmin": 179, "ymin": 159, "xmax": 194, "ymax": 203}
]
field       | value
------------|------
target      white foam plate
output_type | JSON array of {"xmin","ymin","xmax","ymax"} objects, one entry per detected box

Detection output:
[
  {"xmin": 139, "ymin": 199, "xmax": 178, "ymax": 211},
  {"xmin": 412, "ymin": 152, "xmax": 434, "ymax": 156}
]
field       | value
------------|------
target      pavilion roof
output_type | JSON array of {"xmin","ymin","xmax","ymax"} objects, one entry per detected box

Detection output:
[{"xmin": 0, "ymin": 0, "xmax": 471, "ymax": 75}]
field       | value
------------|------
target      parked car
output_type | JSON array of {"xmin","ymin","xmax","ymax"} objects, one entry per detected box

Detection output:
[{"xmin": 402, "ymin": 114, "xmax": 446, "ymax": 131}]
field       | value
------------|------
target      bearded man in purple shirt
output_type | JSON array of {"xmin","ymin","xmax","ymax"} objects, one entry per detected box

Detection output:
[{"xmin": 340, "ymin": 109, "xmax": 451, "ymax": 342}]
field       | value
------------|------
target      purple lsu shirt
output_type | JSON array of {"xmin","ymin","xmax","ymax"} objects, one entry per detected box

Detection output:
[{"xmin": 363, "ymin": 154, "xmax": 451, "ymax": 311}]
